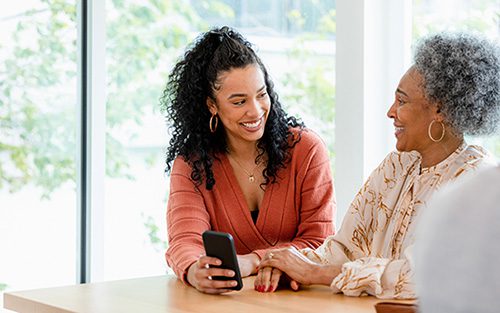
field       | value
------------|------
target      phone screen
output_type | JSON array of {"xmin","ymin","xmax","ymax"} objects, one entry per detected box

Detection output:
[{"xmin": 202, "ymin": 230, "xmax": 243, "ymax": 290}]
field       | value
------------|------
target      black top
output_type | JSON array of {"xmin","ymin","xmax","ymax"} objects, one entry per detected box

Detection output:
[{"xmin": 250, "ymin": 210, "xmax": 259, "ymax": 224}]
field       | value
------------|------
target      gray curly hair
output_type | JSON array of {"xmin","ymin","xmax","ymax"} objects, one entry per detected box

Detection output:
[{"xmin": 413, "ymin": 32, "xmax": 500, "ymax": 136}]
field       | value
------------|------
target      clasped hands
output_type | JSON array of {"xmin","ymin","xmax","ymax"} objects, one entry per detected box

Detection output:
[
  {"xmin": 187, "ymin": 247, "xmax": 338, "ymax": 294},
  {"xmin": 254, "ymin": 246, "xmax": 319, "ymax": 293}
]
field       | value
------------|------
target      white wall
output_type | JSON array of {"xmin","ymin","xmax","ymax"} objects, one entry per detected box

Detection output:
[{"xmin": 335, "ymin": 0, "xmax": 412, "ymax": 224}]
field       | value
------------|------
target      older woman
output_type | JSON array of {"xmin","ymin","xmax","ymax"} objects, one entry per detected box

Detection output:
[{"xmin": 255, "ymin": 32, "xmax": 500, "ymax": 298}]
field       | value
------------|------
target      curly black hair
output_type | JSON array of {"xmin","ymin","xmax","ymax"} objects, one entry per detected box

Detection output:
[{"xmin": 161, "ymin": 26, "xmax": 304, "ymax": 190}]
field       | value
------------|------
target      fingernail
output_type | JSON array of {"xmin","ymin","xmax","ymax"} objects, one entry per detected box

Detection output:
[
  {"xmin": 227, "ymin": 270, "xmax": 235, "ymax": 277},
  {"xmin": 258, "ymin": 285, "xmax": 264, "ymax": 292},
  {"xmin": 231, "ymin": 281, "xmax": 237, "ymax": 286}
]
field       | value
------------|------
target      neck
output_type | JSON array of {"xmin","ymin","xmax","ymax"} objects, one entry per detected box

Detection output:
[
  {"xmin": 226, "ymin": 138, "xmax": 259, "ymax": 161},
  {"xmin": 419, "ymin": 133, "xmax": 464, "ymax": 168}
]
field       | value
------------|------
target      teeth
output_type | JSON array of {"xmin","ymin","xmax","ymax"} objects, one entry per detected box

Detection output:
[
  {"xmin": 242, "ymin": 119, "xmax": 261, "ymax": 128},
  {"xmin": 395, "ymin": 127, "xmax": 404, "ymax": 131}
]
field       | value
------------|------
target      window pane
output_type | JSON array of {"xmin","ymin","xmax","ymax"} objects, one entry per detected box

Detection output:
[
  {"xmin": 0, "ymin": 0, "xmax": 78, "ymax": 307},
  {"xmin": 102, "ymin": 0, "xmax": 335, "ymax": 280},
  {"xmin": 412, "ymin": 0, "xmax": 500, "ymax": 158}
]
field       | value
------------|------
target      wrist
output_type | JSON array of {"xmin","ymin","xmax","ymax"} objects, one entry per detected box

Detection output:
[
  {"xmin": 240, "ymin": 253, "xmax": 260, "ymax": 275},
  {"xmin": 185, "ymin": 262, "xmax": 197, "ymax": 287},
  {"xmin": 250, "ymin": 253, "xmax": 260, "ymax": 274},
  {"xmin": 310, "ymin": 264, "xmax": 340, "ymax": 286}
]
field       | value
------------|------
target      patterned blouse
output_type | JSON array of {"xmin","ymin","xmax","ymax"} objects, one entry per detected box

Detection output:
[{"xmin": 301, "ymin": 144, "xmax": 492, "ymax": 299}]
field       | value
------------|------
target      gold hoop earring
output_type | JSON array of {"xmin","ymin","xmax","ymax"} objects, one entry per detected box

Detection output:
[
  {"xmin": 209, "ymin": 114, "xmax": 218, "ymax": 133},
  {"xmin": 428, "ymin": 120, "xmax": 445, "ymax": 142}
]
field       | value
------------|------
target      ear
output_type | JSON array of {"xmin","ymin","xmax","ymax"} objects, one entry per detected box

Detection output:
[
  {"xmin": 206, "ymin": 97, "xmax": 218, "ymax": 115},
  {"xmin": 432, "ymin": 103, "xmax": 445, "ymax": 122}
]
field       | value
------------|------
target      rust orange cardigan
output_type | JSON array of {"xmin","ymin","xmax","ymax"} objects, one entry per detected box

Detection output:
[{"xmin": 165, "ymin": 129, "xmax": 336, "ymax": 282}]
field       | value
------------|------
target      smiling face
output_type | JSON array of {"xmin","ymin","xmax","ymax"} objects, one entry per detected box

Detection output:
[
  {"xmin": 387, "ymin": 66, "xmax": 441, "ymax": 153},
  {"xmin": 207, "ymin": 64, "xmax": 271, "ymax": 149}
]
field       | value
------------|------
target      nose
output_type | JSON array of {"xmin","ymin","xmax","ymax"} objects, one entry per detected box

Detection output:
[
  {"xmin": 387, "ymin": 100, "xmax": 397, "ymax": 120},
  {"xmin": 247, "ymin": 98, "xmax": 263, "ymax": 118}
]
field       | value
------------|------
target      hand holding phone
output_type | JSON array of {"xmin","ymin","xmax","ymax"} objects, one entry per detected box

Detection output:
[{"xmin": 202, "ymin": 230, "xmax": 243, "ymax": 290}]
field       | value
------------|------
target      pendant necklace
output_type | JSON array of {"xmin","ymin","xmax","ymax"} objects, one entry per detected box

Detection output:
[{"xmin": 228, "ymin": 154, "xmax": 260, "ymax": 183}]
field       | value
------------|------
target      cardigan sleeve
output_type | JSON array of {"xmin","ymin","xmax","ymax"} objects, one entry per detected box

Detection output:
[
  {"xmin": 253, "ymin": 133, "xmax": 335, "ymax": 258},
  {"xmin": 165, "ymin": 158, "xmax": 211, "ymax": 284}
]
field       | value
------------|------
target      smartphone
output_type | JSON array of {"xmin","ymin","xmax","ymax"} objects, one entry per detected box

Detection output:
[{"xmin": 202, "ymin": 230, "xmax": 243, "ymax": 290}]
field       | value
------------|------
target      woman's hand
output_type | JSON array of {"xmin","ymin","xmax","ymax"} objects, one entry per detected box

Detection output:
[
  {"xmin": 254, "ymin": 266, "xmax": 299, "ymax": 292},
  {"xmin": 186, "ymin": 256, "xmax": 238, "ymax": 294},
  {"xmin": 237, "ymin": 253, "xmax": 260, "ymax": 277},
  {"xmin": 257, "ymin": 247, "xmax": 341, "ymax": 290}
]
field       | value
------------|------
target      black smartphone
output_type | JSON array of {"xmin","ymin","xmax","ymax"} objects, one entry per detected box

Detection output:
[{"xmin": 202, "ymin": 230, "xmax": 243, "ymax": 290}]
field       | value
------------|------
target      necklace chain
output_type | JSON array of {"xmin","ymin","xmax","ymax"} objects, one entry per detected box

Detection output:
[{"xmin": 227, "ymin": 154, "xmax": 260, "ymax": 183}]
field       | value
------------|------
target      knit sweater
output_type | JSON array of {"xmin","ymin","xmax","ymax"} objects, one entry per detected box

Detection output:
[{"xmin": 165, "ymin": 129, "xmax": 335, "ymax": 282}]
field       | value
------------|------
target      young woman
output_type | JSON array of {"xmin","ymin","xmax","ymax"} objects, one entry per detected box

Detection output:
[{"xmin": 161, "ymin": 26, "xmax": 335, "ymax": 294}]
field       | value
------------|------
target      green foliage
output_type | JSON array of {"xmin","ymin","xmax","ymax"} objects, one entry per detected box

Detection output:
[
  {"xmin": 413, "ymin": 0, "xmax": 499, "ymax": 39},
  {"xmin": 318, "ymin": 9, "xmax": 336, "ymax": 35},
  {"xmin": 0, "ymin": 282, "xmax": 7, "ymax": 292},
  {"xmin": 280, "ymin": 7, "xmax": 336, "ymax": 165},
  {"xmin": 0, "ymin": 0, "xmax": 77, "ymax": 198},
  {"xmin": 142, "ymin": 213, "xmax": 167, "ymax": 252},
  {"xmin": 0, "ymin": 0, "xmax": 229, "ymax": 198},
  {"xmin": 0, "ymin": 0, "xmax": 335, "ymax": 199}
]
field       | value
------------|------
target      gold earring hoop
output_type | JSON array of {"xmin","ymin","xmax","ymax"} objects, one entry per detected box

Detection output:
[
  {"xmin": 428, "ymin": 120, "xmax": 445, "ymax": 142},
  {"xmin": 209, "ymin": 114, "xmax": 218, "ymax": 133}
]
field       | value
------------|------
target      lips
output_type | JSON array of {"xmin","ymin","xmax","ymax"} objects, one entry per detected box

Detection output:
[{"xmin": 394, "ymin": 124, "xmax": 404, "ymax": 137}]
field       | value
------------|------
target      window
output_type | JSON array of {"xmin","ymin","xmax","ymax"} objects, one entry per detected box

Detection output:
[
  {"xmin": 0, "ymin": 0, "xmax": 78, "ymax": 308},
  {"xmin": 0, "ymin": 1, "xmax": 335, "ymax": 292},
  {"xmin": 101, "ymin": 0, "xmax": 335, "ymax": 280}
]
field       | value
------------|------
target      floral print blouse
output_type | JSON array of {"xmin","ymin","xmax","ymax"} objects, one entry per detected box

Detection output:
[{"xmin": 301, "ymin": 144, "xmax": 492, "ymax": 299}]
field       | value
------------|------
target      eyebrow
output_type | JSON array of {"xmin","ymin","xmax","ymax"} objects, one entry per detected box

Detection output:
[
  {"xmin": 396, "ymin": 88, "xmax": 409, "ymax": 97},
  {"xmin": 227, "ymin": 85, "xmax": 266, "ymax": 100}
]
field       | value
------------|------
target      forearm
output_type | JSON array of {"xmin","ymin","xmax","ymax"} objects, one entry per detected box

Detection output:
[{"xmin": 308, "ymin": 263, "xmax": 341, "ymax": 286}]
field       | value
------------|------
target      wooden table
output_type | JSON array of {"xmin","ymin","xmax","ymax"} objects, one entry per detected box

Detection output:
[{"xmin": 4, "ymin": 275, "xmax": 410, "ymax": 313}]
